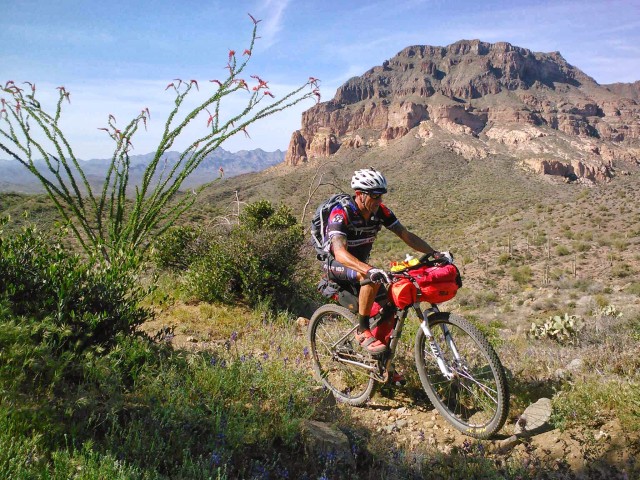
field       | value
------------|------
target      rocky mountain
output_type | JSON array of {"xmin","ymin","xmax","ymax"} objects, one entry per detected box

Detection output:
[
  {"xmin": 285, "ymin": 40, "xmax": 640, "ymax": 184},
  {"xmin": 0, "ymin": 148, "xmax": 284, "ymax": 194},
  {"xmin": 605, "ymin": 80, "xmax": 640, "ymax": 100}
]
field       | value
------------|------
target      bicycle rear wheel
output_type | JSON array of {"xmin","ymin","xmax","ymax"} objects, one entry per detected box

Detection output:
[
  {"xmin": 308, "ymin": 304, "xmax": 375, "ymax": 406},
  {"xmin": 415, "ymin": 312, "xmax": 509, "ymax": 439}
]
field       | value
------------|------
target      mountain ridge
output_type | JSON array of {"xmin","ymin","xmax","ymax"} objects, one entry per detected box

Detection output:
[
  {"xmin": 0, "ymin": 148, "xmax": 284, "ymax": 194},
  {"xmin": 284, "ymin": 39, "xmax": 639, "ymax": 184}
]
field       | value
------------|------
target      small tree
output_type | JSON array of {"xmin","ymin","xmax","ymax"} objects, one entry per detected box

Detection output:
[{"xmin": 0, "ymin": 14, "xmax": 320, "ymax": 264}]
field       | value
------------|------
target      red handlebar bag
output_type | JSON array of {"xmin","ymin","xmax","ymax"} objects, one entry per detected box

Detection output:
[
  {"xmin": 408, "ymin": 264, "xmax": 460, "ymax": 303},
  {"xmin": 390, "ymin": 279, "xmax": 417, "ymax": 309}
]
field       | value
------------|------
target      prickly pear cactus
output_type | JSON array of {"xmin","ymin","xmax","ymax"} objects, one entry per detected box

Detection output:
[{"xmin": 529, "ymin": 313, "xmax": 584, "ymax": 344}]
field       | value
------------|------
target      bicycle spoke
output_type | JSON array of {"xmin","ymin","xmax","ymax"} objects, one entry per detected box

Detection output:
[
  {"xmin": 415, "ymin": 312, "xmax": 508, "ymax": 438},
  {"xmin": 309, "ymin": 305, "xmax": 375, "ymax": 405}
]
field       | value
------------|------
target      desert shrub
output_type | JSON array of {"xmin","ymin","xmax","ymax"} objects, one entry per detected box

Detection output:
[
  {"xmin": 152, "ymin": 225, "xmax": 211, "ymax": 271},
  {"xmin": 456, "ymin": 289, "xmax": 499, "ymax": 309},
  {"xmin": 0, "ymin": 225, "xmax": 149, "ymax": 352},
  {"xmin": 611, "ymin": 262, "xmax": 634, "ymax": 278},
  {"xmin": 497, "ymin": 252, "xmax": 511, "ymax": 265},
  {"xmin": 0, "ymin": 309, "xmax": 315, "ymax": 477},
  {"xmin": 185, "ymin": 201, "xmax": 308, "ymax": 310},
  {"xmin": 625, "ymin": 282, "xmax": 640, "ymax": 296},
  {"xmin": 472, "ymin": 318, "xmax": 505, "ymax": 347},
  {"xmin": 552, "ymin": 379, "xmax": 640, "ymax": 432},
  {"xmin": 612, "ymin": 239, "xmax": 629, "ymax": 252},
  {"xmin": 572, "ymin": 241, "xmax": 591, "ymax": 252},
  {"xmin": 555, "ymin": 244, "xmax": 571, "ymax": 256},
  {"xmin": 510, "ymin": 265, "xmax": 532, "ymax": 285}
]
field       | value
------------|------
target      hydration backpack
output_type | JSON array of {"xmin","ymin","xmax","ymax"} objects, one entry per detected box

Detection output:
[{"xmin": 310, "ymin": 193, "xmax": 353, "ymax": 261}]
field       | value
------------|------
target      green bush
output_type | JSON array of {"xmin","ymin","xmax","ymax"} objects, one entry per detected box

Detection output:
[
  {"xmin": 0, "ymin": 316, "xmax": 313, "ymax": 477},
  {"xmin": 152, "ymin": 225, "xmax": 210, "ymax": 271},
  {"xmin": 185, "ymin": 201, "xmax": 308, "ymax": 310},
  {"xmin": 611, "ymin": 263, "xmax": 634, "ymax": 278},
  {"xmin": 625, "ymin": 282, "xmax": 640, "ymax": 296},
  {"xmin": 497, "ymin": 252, "xmax": 511, "ymax": 265},
  {"xmin": 0, "ymin": 225, "xmax": 149, "ymax": 352},
  {"xmin": 510, "ymin": 265, "xmax": 532, "ymax": 285},
  {"xmin": 552, "ymin": 379, "xmax": 640, "ymax": 432}
]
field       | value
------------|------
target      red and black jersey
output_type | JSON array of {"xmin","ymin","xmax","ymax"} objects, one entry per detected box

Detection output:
[{"xmin": 326, "ymin": 196, "xmax": 398, "ymax": 262}]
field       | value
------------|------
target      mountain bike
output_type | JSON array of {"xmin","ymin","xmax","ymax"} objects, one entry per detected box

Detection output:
[{"xmin": 308, "ymin": 254, "xmax": 509, "ymax": 439}]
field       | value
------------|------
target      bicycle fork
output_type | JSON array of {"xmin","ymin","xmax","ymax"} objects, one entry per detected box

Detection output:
[{"xmin": 414, "ymin": 305, "xmax": 456, "ymax": 380}]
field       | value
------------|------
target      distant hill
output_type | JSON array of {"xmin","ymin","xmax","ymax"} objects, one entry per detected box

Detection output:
[{"xmin": 0, "ymin": 148, "xmax": 284, "ymax": 194}]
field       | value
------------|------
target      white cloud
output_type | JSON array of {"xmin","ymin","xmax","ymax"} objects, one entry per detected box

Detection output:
[{"xmin": 255, "ymin": 0, "xmax": 291, "ymax": 49}]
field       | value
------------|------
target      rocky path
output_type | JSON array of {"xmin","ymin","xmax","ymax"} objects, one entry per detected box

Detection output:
[{"xmin": 305, "ymin": 385, "xmax": 639, "ymax": 479}]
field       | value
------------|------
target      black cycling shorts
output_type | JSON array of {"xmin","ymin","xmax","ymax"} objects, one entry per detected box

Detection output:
[{"xmin": 322, "ymin": 257, "xmax": 359, "ymax": 285}]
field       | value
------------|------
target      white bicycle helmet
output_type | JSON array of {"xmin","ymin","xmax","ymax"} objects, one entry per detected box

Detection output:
[{"xmin": 351, "ymin": 168, "xmax": 388, "ymax": 193}]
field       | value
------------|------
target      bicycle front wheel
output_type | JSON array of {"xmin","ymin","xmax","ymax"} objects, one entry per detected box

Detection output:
[
  {"xmin": 308, "ymin": 304, "xmax": 375, "ymax": 406},
  {"xmin": 415, "ymin": 312, "xmax": 509, "ymax": 439}
]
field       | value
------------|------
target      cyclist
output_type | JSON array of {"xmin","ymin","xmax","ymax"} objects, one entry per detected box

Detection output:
[{"xmin": 323, "ymin": 167, "xmax": 439, "ymax": 354}]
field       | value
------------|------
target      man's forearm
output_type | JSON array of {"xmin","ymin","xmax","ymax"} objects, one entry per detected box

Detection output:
[
  {"xmin": 391, "ymin": 223, "xmax": 436, "ymax": 254},
  {"xmin": 404, "ymin": 231, "xmax": 435, "ymax": 254}
]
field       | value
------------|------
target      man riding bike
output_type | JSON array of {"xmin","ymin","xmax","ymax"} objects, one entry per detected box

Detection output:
[{"xmin": 322, "ymin": 167, "xmax": 440, "ymax": 355}]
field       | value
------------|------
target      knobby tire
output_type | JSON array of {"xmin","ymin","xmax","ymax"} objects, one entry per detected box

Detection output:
[
  {"xmin": 308, "ymin": 304, "xmax": 375, "ymax": 406},
  {"xmin": 415, "ymin": 312, "xmax": 509, "ymax": 439}
]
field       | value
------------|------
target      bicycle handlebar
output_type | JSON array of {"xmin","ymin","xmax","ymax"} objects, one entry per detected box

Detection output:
[{"xmin": 358, "ymin": 253, "xmax": 450, "ymax": 286}]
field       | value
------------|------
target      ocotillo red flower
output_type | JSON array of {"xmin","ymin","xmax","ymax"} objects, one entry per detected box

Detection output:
[
  {"xmin": 205, "ymin": 108, "xmax": 216, "ymax": 128},
  {"xmin": 210, "ymin": 79, "xmax": 222, "ymax": 87},
  {"xmin": 190, "ymin": 80, "xmax": 199, "ymax": 91},
  {"xmin": 264, "ymin": 91, "xmax": 274, "ymax": 98},
  {"xmin": 243, "ymin": 49, "xmax": 251, "ymax": 56},
  {"xmin": 251, "ymin": 75, "xmax": 268, "ymax": 89},
  {"xmin": 234, "ymin": 79, "xmax": 248, "ymax": 90},
  {"xmin": 228, "ymin": 50, "xmax": 235, "ymax": 61}
]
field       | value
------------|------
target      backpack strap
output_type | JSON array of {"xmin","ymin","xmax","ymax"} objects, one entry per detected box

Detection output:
[{"xmin": 321, "ymin": 194, "xmax": 353, "ymax": 254}]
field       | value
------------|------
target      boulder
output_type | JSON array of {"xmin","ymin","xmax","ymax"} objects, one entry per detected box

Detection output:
[{"xmin": 301, "ymin": 420, "xmax": 355, "ymax": 469}]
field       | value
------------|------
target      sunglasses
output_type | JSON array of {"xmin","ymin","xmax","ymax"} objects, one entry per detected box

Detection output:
[{"xmin": 365, "ymin": 192, "xmax": 384, "ymax": 200}]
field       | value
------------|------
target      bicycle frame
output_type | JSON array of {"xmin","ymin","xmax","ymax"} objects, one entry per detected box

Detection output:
[{"xmin": 330, "ymin": 299, "xmax": 458, "ymax": 384}]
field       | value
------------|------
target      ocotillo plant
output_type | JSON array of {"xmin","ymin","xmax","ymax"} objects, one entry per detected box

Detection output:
[{"xmin": 0, "ymin": 14, "xmax": 320, "ymax": 264}]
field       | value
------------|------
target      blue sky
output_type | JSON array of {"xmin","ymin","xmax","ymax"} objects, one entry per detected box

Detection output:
[{"xmin": 2, "ymin": 0, "xmax": 639, "ymax": 159}]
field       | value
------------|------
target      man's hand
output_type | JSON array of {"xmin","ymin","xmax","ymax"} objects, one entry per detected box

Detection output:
[
  {"xmin": 367, "ymin": 268, "xmax": 391, "ymax": 284},
  {"xmin": 433, "ymin": 251, "xmax": 454, "ymax": 264}
]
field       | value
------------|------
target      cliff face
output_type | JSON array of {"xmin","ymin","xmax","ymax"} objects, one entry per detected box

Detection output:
[{"xmin": 285, "ymin": 40, "xmax": 639, "ymax": 183}]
